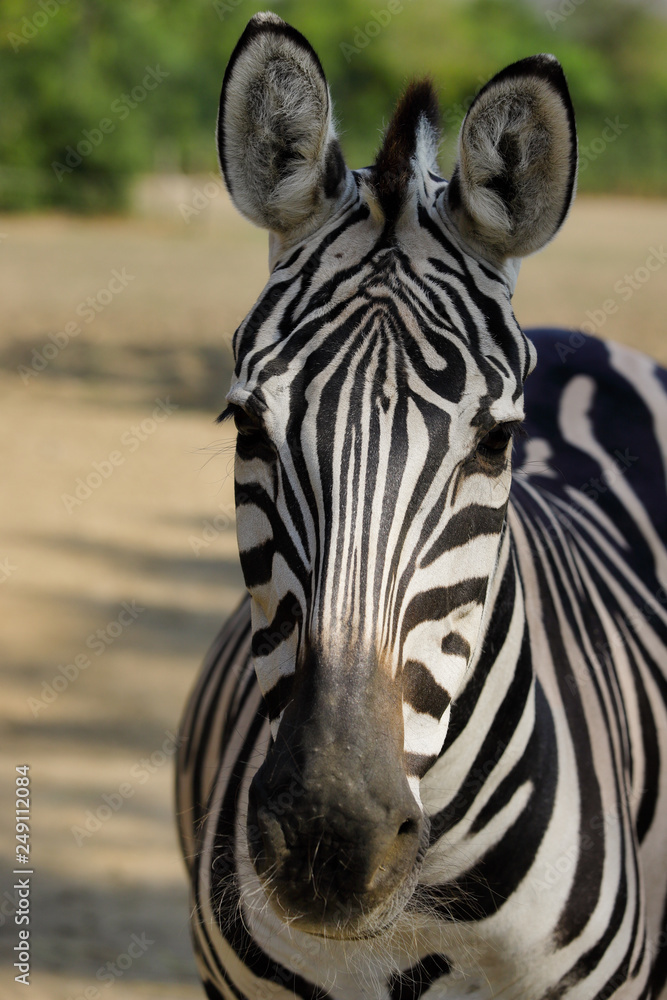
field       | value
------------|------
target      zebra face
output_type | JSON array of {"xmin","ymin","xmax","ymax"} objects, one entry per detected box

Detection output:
[{"xmin": 219, "ymin": 14, "xmax": 576, "ymax": 938}]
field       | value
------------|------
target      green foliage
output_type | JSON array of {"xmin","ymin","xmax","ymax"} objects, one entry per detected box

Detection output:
[{"xmin": 2, "ymin": 0, "xmax": 666, "ymax": 211}]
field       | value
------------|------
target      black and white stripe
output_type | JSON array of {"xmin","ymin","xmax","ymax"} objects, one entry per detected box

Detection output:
[{"xmin": 177, "ymin": 14, "xmax": 667, "ymax": 1000}]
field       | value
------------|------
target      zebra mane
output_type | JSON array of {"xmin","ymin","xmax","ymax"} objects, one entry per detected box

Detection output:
[{"xmin": 373, "ymin": 79, "xmax": 440, "ymax": 225}]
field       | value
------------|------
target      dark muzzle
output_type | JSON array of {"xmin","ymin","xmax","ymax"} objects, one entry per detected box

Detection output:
[{"xmin": 245, "ymin": 655, "xmax": 426, "ymax": 935}]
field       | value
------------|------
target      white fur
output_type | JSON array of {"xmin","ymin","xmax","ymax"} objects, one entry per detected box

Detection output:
[
  {"xmin": 219, "ymin": 12, "xmax": 351, "ymax": 240},
  {"xmin": 449, "ymin": 59, "xmax": 577, "ymax": 261}
]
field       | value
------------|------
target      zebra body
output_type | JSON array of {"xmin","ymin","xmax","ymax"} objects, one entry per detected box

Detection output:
[{"xmin": 177, "ymin": 14, "xmax": 667, "ymax": 999}]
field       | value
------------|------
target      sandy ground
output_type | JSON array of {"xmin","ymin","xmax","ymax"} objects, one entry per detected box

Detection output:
[{"xmin": 0, "ymin": 186, "xmax": 665, "ymax": 999}]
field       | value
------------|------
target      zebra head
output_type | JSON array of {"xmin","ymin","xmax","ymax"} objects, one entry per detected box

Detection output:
[{"xmin": 219, "ymin": 13, "xmax": 576, "ymax": 939}]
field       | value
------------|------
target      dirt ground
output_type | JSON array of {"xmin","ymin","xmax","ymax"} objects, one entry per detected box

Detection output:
[{"xmin": 0, "ymin": 186, "xmax": 665, "ymax": 999}]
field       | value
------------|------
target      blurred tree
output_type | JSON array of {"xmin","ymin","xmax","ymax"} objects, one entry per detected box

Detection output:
[{"xmin": 1, "ymin": 0, "xmax": 665, "ymax": 211}]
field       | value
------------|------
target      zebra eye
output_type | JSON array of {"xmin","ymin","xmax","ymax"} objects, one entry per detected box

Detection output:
[
  {"xmin": 232, "ymin": 407, "xmax": 275, "ymax": 461},
  {"xmin": 476, "ymin": 421, "xmax": 521, "ymax": 460},
  {"xmin": 233, "ymin": 408, "xmax": 262, "ymax": 436}
]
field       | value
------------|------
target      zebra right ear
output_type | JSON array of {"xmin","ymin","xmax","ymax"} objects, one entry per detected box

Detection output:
[
  {"xmin": 218, "ymin": 13, "xmax": 350, "ymax": 241},
  {"xmin": 446, "ymin": 54, "xmax": 577, "ymax": 263}
]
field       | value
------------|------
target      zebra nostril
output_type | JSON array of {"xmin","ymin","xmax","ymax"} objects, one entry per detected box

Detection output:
[
  {"xmin": 398, "ymin": 817, "xmax": 418, "ymax": 837},
  {"xmin": 366, "ymin": 813, "xmax": 422, "ymax": 895}
]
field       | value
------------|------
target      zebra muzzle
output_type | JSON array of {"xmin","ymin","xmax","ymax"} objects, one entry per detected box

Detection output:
[{"xmin": 244, "ymin": 674, "xmax": 426, "ymax": 935}]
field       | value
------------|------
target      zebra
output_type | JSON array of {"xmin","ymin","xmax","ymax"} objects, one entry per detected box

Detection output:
[{"xmin": 176, "ymin": 12, "xmax": 667, "ymax": 999}]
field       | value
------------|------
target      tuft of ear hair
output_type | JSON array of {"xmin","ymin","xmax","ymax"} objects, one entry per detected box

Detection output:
[
  {"xmin": 217, "ymin": 12, "xmax": 349, "ymax": 239},
  {"xmin": 446, "ymin": 54, "xmax": 577, "ymax": 262}
]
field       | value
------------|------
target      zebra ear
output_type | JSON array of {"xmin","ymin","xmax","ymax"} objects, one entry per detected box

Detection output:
[
  {"xmin": 446, "ymin": 55, "xmax": 577, "ymax": 261},
  {"xmin": 218, "ymin": 13, "xmax": 349, "ymax": 239}
]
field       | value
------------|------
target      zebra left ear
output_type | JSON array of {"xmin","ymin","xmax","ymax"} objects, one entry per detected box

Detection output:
[
  {"xmin": 218, "ymin": 13, "xmax": 350, "ymax": 241},
  {"xmin": 446, "ymin": 55, "xmax": 577, "ymax": 262}
]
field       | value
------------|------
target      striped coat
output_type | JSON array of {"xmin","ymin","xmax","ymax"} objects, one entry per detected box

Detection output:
[{"xmin": 177, "ymin": 13, "xmax": 667, "ymax": 999}]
